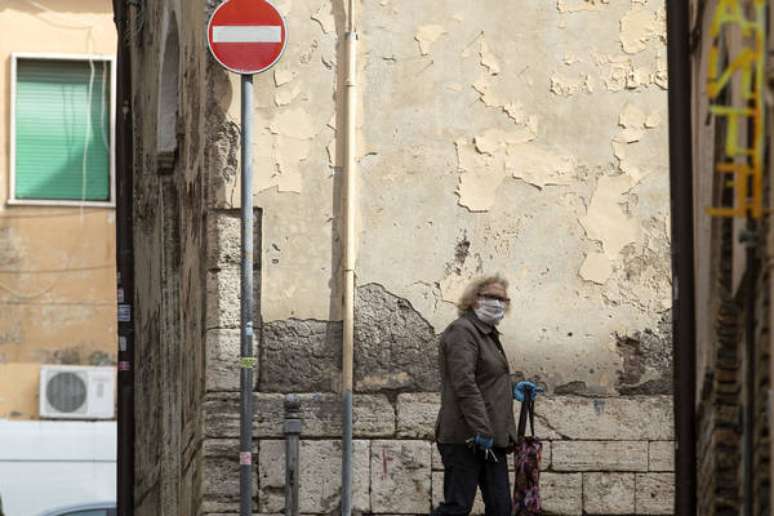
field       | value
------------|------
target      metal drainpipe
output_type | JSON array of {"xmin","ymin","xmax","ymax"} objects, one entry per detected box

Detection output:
[
  {"xmin": 113, "ymin": 0, "xmax": 135, "ymax": 513},
  {"xmin": 341, "ymin": 1, "xmax": 358, "ymax": 515},
  {"xmin": 665, "ymin": 0, "xmax": 697, "ymax": 514}
]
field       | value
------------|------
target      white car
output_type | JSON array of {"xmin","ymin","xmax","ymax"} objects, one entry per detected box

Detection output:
[{"xmin": 38, "ymin": 502, "xmax": 116, "ymax": 516}]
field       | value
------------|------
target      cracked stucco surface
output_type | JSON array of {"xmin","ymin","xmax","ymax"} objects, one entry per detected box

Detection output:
[{"xmin": 213, "ymin": 0, "xmax": 671, "ymax": 393}]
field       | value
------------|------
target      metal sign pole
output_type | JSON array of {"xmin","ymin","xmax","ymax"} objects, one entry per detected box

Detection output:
[
  {"xmin": 239, "ymin": 72, "xmax": 255, "ymax": 516},
  {"xmin": 207, "ymin": 2, "xmax": 285, "ymax": 514}
]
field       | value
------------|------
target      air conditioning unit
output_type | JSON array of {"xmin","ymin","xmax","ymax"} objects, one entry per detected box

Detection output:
[{"xmin": 39, "ymin": 365, "xmax": 116, "ymax": 419}]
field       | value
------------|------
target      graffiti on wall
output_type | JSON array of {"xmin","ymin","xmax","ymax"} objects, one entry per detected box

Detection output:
[{"xmin": 707, "ymin": 0, "xmax": 766, "ymax": 219}]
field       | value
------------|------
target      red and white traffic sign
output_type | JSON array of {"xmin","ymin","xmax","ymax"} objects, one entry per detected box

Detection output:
[{"xmin": 207, "ymin": 0, "xmax": 288, "ymax": 75}]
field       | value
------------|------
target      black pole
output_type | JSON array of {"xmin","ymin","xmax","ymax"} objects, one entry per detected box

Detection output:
[
  {"xmin": 113, "ymin": 0, "xmax": 135, "ymax": 513},
  {"xmin": 284, "ymin": 395, "xmax": 302, "ymax": 516},
  {"xmin": 743, "ymin": 221, "xmax": 758, "ymax": 516},
  {"xmin": 666, "ymin": 1, "xmax": 697, "ymax": 514}
]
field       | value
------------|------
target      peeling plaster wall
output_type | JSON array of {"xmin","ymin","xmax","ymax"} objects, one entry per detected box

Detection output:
[
  {"xmin": 212, "ymin": 0, "xmax": 672, "ymax": 395},
  {"xmin": 358, "ymin": 0, "xmax": 671, "ymax": 395},
  {"xmin": 0, "ymin": 0, "xmax": 117, "ymax": 419},
  {"xmin": 211, "ymin": 0, "xmax": 343, "ymax": 322}
]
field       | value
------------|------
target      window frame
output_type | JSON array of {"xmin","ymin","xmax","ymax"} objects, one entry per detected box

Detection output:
[{"xmin": 8, "ymin": 52, "xmax": 117, "ymax": 207}]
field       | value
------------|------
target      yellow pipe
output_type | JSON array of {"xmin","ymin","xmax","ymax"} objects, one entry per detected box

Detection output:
[
  {"xmin": 342, "ymin": 0, "xmax": 357, "ymax": 398},
  {"xmin": 340, "ymin": 1, "xmax": 357, "ymax": 514}
]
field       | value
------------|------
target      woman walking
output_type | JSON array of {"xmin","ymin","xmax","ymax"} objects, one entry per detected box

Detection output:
[{"xmin": 431, "ymin": 275, "xmax": 538, "ymax": 516}]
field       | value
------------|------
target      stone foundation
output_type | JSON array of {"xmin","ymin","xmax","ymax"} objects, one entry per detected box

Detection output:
[{"xmin": 201, "ymin": 394, "xmax": 674, "ymax": 515}]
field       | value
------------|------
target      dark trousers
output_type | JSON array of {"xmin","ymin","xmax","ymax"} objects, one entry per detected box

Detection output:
[{"xmin": 431, "ymin": 443, "xmax": 511, "ymax": 516}]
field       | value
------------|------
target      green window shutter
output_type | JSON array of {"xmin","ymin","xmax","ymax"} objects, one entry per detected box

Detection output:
[{"xmin": 14, "ymin": 58, "xmax": 111, "ymax": 202}]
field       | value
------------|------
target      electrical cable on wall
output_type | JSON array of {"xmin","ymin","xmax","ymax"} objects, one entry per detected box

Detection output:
[{"xmin": 80, "ymin": 58, "xmax": 97, "ymax": 220}]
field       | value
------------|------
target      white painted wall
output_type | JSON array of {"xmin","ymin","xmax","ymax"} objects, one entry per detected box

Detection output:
[{"xmin": 0, "ymin": 421, "xmax": 115, "ymax": 516}]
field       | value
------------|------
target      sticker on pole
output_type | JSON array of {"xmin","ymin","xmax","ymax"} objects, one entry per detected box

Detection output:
[{"xmin": 207, "ymin": 0, "xmax": 288, "ymax": 75}]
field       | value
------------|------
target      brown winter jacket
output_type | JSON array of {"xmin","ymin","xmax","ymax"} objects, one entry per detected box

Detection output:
[{"xmin": 434, "ymin": 311, "xmax": 518, "ymax": 449}]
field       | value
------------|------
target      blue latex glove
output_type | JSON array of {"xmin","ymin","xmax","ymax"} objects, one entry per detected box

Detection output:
[
  {"xmin": 513, "ymin": 381, "xmax": 543, "ymax": 402},
  {"xmin": 466, "ymin": 434, "xmax": 497, "ymax": 462},
  {"xmin": 471, "ymin": 434, "xmax": 493, "ymax": 449}
]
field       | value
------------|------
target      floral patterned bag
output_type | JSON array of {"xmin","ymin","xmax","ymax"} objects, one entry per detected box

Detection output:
[{"xmin": 512, "ymin": 391, "xmax": 542, "ymax": 515}]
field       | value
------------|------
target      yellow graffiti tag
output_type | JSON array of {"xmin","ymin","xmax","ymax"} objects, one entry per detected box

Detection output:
[{"xmin": 707, "ymin": 0, "xmax": 766, "ymax": 219}]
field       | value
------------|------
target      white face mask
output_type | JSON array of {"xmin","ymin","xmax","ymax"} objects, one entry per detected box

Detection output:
[{"xmin": 474, "ymin": 298, "xmax": 505, "ymax": 325}]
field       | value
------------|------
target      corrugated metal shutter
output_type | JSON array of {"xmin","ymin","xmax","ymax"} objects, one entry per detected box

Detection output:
[{"xmin": 14, "ymin": 58, "xmax": 111, "ymax": 202}]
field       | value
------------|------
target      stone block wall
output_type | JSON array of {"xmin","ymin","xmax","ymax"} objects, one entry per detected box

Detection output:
[{"xmin": 201, "ymin": 393, "xmax": 674, "ymax": 515}]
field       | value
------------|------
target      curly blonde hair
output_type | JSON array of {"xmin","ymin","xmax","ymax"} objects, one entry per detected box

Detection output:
[{"xmin": 457, "ymin": 274, "xmax": 510, "ymax": 316}]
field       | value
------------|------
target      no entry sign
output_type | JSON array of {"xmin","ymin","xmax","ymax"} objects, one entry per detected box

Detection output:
[{"xmin": 207, "ymin": 0, "xmax": 288, "ymax": 75}]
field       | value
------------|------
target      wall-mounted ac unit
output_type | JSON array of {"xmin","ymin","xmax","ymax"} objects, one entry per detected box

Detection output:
[{"xmin": 39, "ymin": 365, "xmax": 115, "ymax": 420}]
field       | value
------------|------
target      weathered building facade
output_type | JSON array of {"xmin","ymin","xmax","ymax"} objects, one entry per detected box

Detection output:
[
  {"xmin": 0, "ymin": 0, "xmax": 117, "ymax": 420},
  {"xmin": 0, "ymin": 2, "xmax": 118, "ymax": 513},
  {"xmin": 689, "ymin": 0, "xmax": 773, "ymax": 514},
  {"xmin": 120, "ymin": 0, "xmax": 676, "ymax": 514}
]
